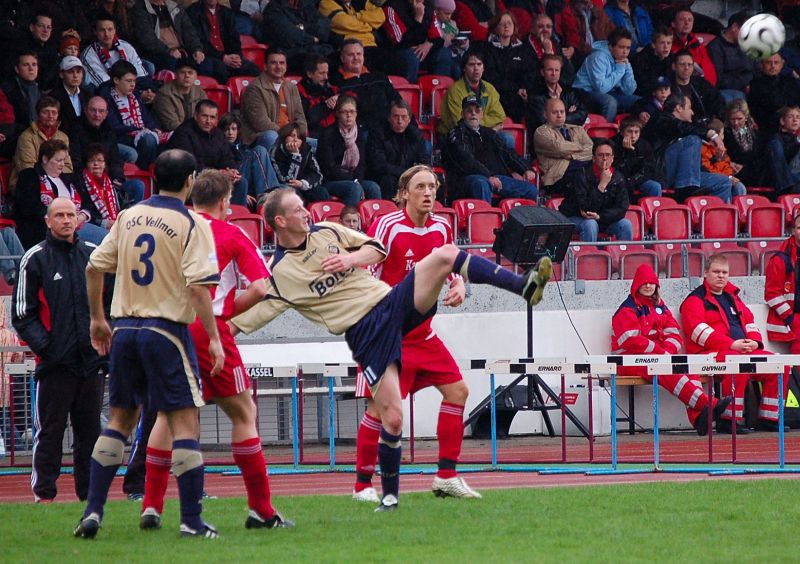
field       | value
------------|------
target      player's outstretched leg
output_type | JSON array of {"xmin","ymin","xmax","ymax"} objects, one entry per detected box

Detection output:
[
  {"xmin": 74, "ymin": 408, "xmax": 138, "ymax": 539},
  {"xmin": 353, "ymin": 401, "xmax": 381, "ymax": 503},
  {"xmin": 413, "ymin": 245, "xmax": 552, "ymax": 316}
]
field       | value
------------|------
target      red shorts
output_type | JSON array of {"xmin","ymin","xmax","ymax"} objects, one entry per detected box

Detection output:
[
  {"xmin": 355, "ymin": 334, "xmax": 462, "ymax": 399},
  {"xmin": 190, "ymin": 317, "xmax": 250, "ymax": 402}
]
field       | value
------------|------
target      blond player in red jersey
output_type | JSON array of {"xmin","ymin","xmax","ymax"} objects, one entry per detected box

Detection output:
[
  {"xmin": 140, "ymin": 170, "xmax": 294, "ymax": 531},
  {"xmin": 353, "ymin": 165, "xmax": 480, "ymax": 501}
]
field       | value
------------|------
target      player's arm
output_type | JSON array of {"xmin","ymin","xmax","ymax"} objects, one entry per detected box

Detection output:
[
  {"xmin": 232, "ymin": 278, "xmax": 268, "ymax": 317},
  {"xmin": 86, "ymin": 264, "xmax": 112, "ymax": 356},
  {"xmin": 188, "ymin": 284, "xmax": 225, "ymax": 376},
  {"xmin": 443, "ymin": 277, "xmax": 465, "ymax": 307},
  {"xmin": 321, "ymin": 243, "xmax": 386, "ymax": 273}
]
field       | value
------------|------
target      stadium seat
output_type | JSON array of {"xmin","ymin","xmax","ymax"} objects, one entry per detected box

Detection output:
[
  {"xmin": 227, "ymin": 76, "xmax": 256, "ymax": 108},
  {"xmin": 358, "ymin": 199, "xmax": 398, "ymax": 231},
  {"xmin": 653, "ymin": 243, "xmax": 704, "ymax": 278},
  {"xmin": 467, "ymin": 208, "xmax": 503, "ymax": 244},
  {"xmin": 744, "ymin": 240, "xmax": 784, "ymax": 274},
  {"xmin": 625, "ymin": 205, "xmax": 645, "ymax": 241},
  {"xmin": 685, "ymin": 195, "xmax": 725, "ymax": 229},
  {"xmin": 308, "ymin": 201, "xmax": 345, "ymax": 223},
  {"xmin": 418, "ymin": 75, "xmax": 454, "ymax": 116},
  {"xmin": 196, "ymin": 75, "xmax": 219, "ymax": 88},
  {"xmin": 639, "ymin": 196, "xmax": 678, "ymax": 231},
  {"xmin": 154, "ymin": 69, "xmax": 175, "ymax": 82},
  {"xmin": 241, "ymin": 44, "xmax": 267, "ymax": 70},
  {"xmin": 228, "ymin": 212, "xmax": 266, "ymax": 248},
  {"xmin": 778, "ymin": 194, "xmax": 800, "ymax": 226},
  {"xmin": 585, "ymin": 114, "xmax": 608, "ymax": 127},
  {"xmin": 747, "ymin": 203, "xmax": 785, "ymax": 238},
  {"xmin": 733, "ymin": 194, "xmax": 771, "ymax": 230},
  {"xmin": 430, "ymin": 84, "xmax": 451, "ymax": 118},
  {"xmin": 695, "ymin": 32, "xmax": 716, "ymax": 46},
  {"xmin": 387, "ymin": 75, "xmax": 410, "ymax": 86},
  {"xmin": 203, "ymin": 84, "xmax": 232, "ymax": 114},
  {"xmin": 123, "ymin": 163, "xmax": 153, "ymax": 199},
  {"xmin": 545, "ymin": 196, "xmax": 564, "ymax": 211},
  {"xmin": 501, "ymin": 117, "xmax": 527, "ymax": 156},
  {"xmin": 395, "ymin": 84, "xmax": 423, "ymax": 120},
  {"xmin": 585, "ymin": 123, "xmax": 619, "ymax": 139},
  {"xmin": 699, "ymin": 242, "xmax": 751, "ymax": 276},
  {"xmin": 652, "ymin": 205, "xmax": 691, "ymax": 240},
  {"xmin": 614, "ymin": 113, "xmax": 630, "ymax": 126},
  {"xmin": 432, "ymin": 201, "xmax": 458, "ymax": 234},
  {"xmin": 499, "ymin": 198, "xmax": 536, "ymax": 218},
  {"xmin": 569, "ymin": 245, "xmax": 612, "ymax": 280},
  {"xmin": 285, "ymin": 75, "xmax": 302, "ymax": 85},
  {"xmin": 239, "ymin": 35, "xmax": 260, "ymax": 47},
  {"xmin": 691, "ymin": 199, "xmax": 738, "ymax": 239},
  {"xmin": 419, "ymin": 122, "xmax": 435, "ymax": 149},
  {"xmin": 608, "ymin": 244, "xmax": 658, "ymax": 279},
  {"xmin": 453, "ymin": 198, "xmax": 491, "ymax": 233}
]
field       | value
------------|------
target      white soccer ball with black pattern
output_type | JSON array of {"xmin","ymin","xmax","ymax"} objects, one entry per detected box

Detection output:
[{"xmin": 738, "ymin": 13, "xmax": 786, "ymax": 60}]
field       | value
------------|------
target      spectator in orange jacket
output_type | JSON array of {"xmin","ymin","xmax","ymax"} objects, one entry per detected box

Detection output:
[{"xmin": 700, "ymin": 119, "xmax": 746, "ymax": 198}]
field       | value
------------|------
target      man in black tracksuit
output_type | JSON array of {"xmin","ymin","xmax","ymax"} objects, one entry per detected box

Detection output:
[{"xmin": 12, "ymin": 198, "xmax": 104, "ymax": 502}]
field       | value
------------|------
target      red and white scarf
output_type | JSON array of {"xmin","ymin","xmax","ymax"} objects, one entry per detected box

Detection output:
[
  {"xmin": 110, "ymin": 88, "xmax": 145, "ymax": 132},
  {"xmin": 39, "ymin": 173, "xmax": 82, "ymax": 210},
  {"xmin": 83, "ymin": 170, "xmax": 119, "ymax": 222},
  {"xmin": 91, "ymin": 37, "xmax": 128, "ymax": 69}
]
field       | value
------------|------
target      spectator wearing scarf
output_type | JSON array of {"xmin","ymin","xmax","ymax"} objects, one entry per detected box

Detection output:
[{"xmin": 81, "ymin": 143, "xmax": 120, "ymax": 230}]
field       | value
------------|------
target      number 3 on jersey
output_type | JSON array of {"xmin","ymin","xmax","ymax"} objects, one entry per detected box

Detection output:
[{"xmin": 131, "ymin": 233, "xmax": 156, "ymax": 285}]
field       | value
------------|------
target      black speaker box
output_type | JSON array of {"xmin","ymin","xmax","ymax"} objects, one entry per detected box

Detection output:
[{"xmin": 492, "ymin": 206, "xmax": 574, "ymax": 264}]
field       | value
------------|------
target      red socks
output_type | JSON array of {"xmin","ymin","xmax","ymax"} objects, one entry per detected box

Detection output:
[
  {"xmin": 142, "ymin": 447, "xmax": 171, "ymax": 514},
  {"xmin": 437, "ymin": 402, "xmax": 465, "ymax": 479},
  {"xmin": 354, "ymin": 413, "xmax": 381, "ymax": 491},
  {"xmin": 232, "ymin": 437, "xmax": 273, "ymax": 519}
]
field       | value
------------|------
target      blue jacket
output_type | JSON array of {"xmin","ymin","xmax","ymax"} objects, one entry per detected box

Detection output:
[
  {"xmin": 604, "ymin": 1, "xmax": 652, "ymax": 52},
  {"xmin": 573, "ymin": 40, "xmax": 637, "ymax": 95}
]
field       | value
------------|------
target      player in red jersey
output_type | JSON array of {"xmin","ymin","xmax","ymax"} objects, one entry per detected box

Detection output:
[
  {"xmin": 353, "ymin": 164, "xmax": 481, "ymax": 501},
  {"xmin": 139, "ymin": 170, "xmax": 294, "ymax": 531}
]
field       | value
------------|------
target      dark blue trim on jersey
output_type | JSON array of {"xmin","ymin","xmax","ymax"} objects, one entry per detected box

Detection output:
[
  {"xmin": 140, "ymin": 194, "xmax": 194, "ymax": 222},
  {"xmin": 113, "ymin": 317, "xmax": 189, "ymax": 339},
  {"xmin": 197, "ymin": 273, "xmax": 221, "ymax": 283}
]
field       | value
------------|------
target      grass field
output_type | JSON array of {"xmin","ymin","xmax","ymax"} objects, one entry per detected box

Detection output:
[{"xmin": 1, "ymin": 479, "xmax": 797, "ymax": 563}]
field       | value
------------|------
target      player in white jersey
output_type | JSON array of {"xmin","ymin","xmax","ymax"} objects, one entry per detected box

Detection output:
[
  {"xmin": 353, "ymin": 165, "xmax": 480, "ymax": 501},
  {"xmin": 74, "ymin": 150, "xmax": 224, "ymax": 540},
  {"xmin": 232, "ymin": 186, "xmax": 553, "ymax": 511}
]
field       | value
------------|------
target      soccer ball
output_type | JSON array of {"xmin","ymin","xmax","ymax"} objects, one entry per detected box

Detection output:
[{"xmin": 738, "ymin": 13, "xmax": 786, "ymax": 60}]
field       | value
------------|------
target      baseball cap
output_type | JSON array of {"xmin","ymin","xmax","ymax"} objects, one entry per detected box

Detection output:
[
  {"xmin": 60, "ymin": 56, "xmax": 84, "ymax": 71},
  {"xmin": 653, "ymin": 76, "xmax": 671, "ymax": 89},
  {"xmin": 462, "ymin": 95, "xmax": 481, "ymax": 109}
]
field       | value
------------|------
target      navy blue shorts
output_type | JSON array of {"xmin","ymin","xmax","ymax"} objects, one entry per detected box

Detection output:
[
  {"xmin": 345, "ymin": 271, "xmax": 436, "ymax": 390},
  {"xmin": 109, "ymin": 318, "xmax": 204, "ymax": 412}
]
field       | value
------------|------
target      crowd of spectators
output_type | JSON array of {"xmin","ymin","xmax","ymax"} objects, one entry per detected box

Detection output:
[{"xmin": 0, "ymin": 1, "xmax": 799, "ymax": 253}]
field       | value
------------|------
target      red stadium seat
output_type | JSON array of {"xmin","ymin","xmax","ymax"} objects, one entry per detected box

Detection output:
[
  {"xmin": 569, "ymin": 245, "xmax": 612, "ymax": 280},
  {"xmin": 744, "ymin": 240, "xmax": 784, "ymax": 274},
  {"xmin": 747, "ymin": 203, "xmax": 785, "ymax": 238},
  {"xmin": 639, "ymin": 196, "xmax": 679, "ymax": 230},
  {"xmin": 608, "ymin": 244, "xmax": 658, "ymax": 279},
  {"xmin": 778, "ymin": 194, "xmax": 800, "ymax": 226},
  {"xmin": 501, "ymin": 118, "xmax": 527, "ymax": 156},
  {"xmin": 154, "ymin": 69, "xmax": 175, "ymax": 82},
  {"xmin": 653, "ymin": 243, "xmax": 705, "ymax": 278},
  {"xmin": 228, "ymin": 213, "xmax": 266, "ymax": 248},
  {"xmin": 684, "ymin": 195, "xmax": 725, "ymax": 229},
  {"xmin": 227, "ymin": 76, "xmax": 257, "ymax": 108},
  {"xmin": 614, "ymin": 113, "xmax": 630, "ymax": 126},
  {"xmin": 699, "ymin": 242, "xmax": 751, "ymax": 276},
  {"xmin": 652, "ymin": 206, "xmax": 691, "ymax": 240},
  {"xmin": 733, "ymin": 194, "xmax": 771, "ymax": 229},
  {"xmin": 284, "ymin": 75, "xmax": 302, "ymax": 85},
  {"xmin": 358, "ymin": 199, "xmax": 398, "ymax": 231},
  {"xmin": 452, "ymin": 198, "xmax": 491, "ymax": 232},
  {"xmin": 625, "ymin": 205, "xmax": 645, "ymax": 241},
  {"xmin": 203, "ymin": 84, "xmax": 232, "ymax": 114},
  {"xmin": 545, "ymin": 196, "xmax": 564, "ymax": 211},
  {"xmin": 387, "ymin": 75, "xmax": 410, "ymax": 86},
  {"xmin": 308, "ymin": 201, "xmax": 345, "ymax": 223},
  {"xmin": 467, "ymin": 208, "xmax": 503, "ymax": 244},
  {"xmin": 239, "ymin": 35, "xmax": 260, "ymax": 47},
  {"xmin": 585, "ymin": 123, "xmax": 619, "ymax": 139},
  {"xmin": 241, "ymin": 44, "xmax": 267, "ymax": 70},
  {"xmin": 696, "ymin": 201, "xmax": 738, "ymax": 239},
  {"xmin": 123, "ymin": 162, "xmax": 153, "ymax": 199},
  {"xmin": 395, "ymin": 84, "xmax": 423, "ymax": 120},
  {"xmin": 430, "ymin": 85, "xmax": 450, "ymax": 118},
  {"xmin": 499, "ymin": 198, "xmax": 536, "ymax": 218},
  {"xmin": 196, "ymin": 75, "xmax": 219, "ymax": 88},
  {"xmin": 433, "ymin": 201, "xmax": 458, "ymax": 234},
  {"xmin": 695, "ymin": 32, "xmax": 716, "ymax": 46},
  {"xmin": 585, "ymin": 114, "xmax": 608, "ymax": 127},
  {"xmin": 418, "ymin": 75, "xmax": 454, "ymax": 116}
]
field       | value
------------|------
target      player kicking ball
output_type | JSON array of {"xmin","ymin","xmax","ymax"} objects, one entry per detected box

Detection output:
[
  {"xmin": 353, "ymin": 165, "xmax": 479, "ymax": 502},
  {"xmin": 231, "ymin": 186, "xmax": 551, "ymax": 511},
  {"xmin": 139, "ymin": 170, "xmax": 294, "ymax": 532}
]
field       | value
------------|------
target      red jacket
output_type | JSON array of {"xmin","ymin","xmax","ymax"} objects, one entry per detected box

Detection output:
[
  {"xmin": 764, "ymin": 236, "xmax": 799, "ymax": 342},
  {"xmin": 680, "ymin": 279, "xmax": 763, "ymax": 354},
  {"xmin": 611, "ymin": 264, "xmax": 683, "ymax": 376},
  {"xmin": 671, "ymin": 32, "xmax": 717, "ymax": 86}
]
